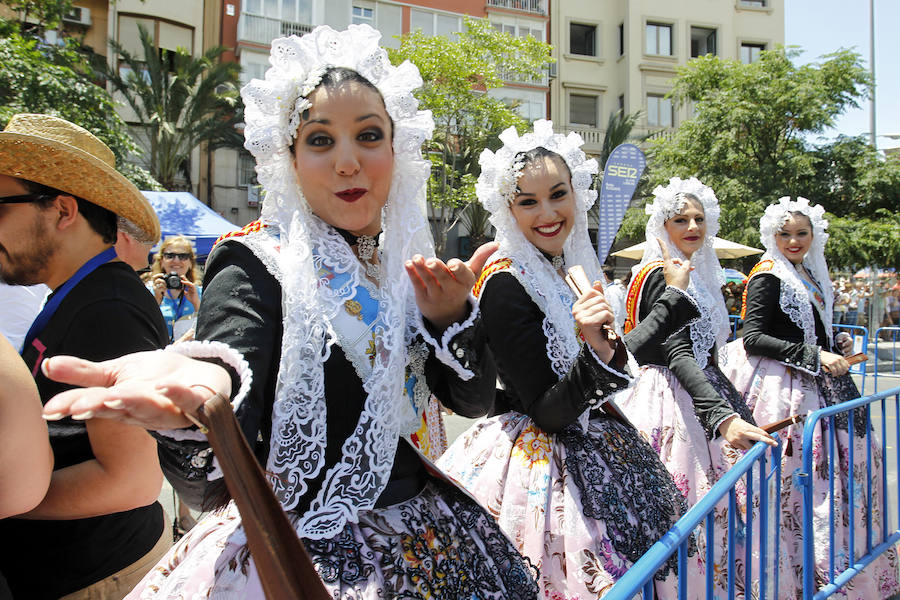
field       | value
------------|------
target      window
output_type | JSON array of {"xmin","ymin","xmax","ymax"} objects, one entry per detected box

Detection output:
[
  {"xmin": 740, "ymin": 43, "xmax": 765, "ymax": 64},
  {"xmin": 410, "ymin": 9, "xmax": 460, "ymax": 38},
  {"xmin": 618, "ymin": 23, "xmax": 624, "ymax": 56},
  {"xmin": 240, "ymin": 60, "xmax": 267, "ymax": 87},
  {"xmin": 645, "ymin": 22, "xmax": 672, "ymax": 56},
  {"xmin": 243, "ymin": 0, "xmax": 311, "ymax": 22},
  {"xmin": 690, "ymin": 26, "xmax": 716, "ymax": 57},
  {"xmin": 617, "ymin": 94, "xmax": 625, "ymax": 113},
  {"xmin": 739, "ymin": 0, "xmax": 767, "ymax": 6},
  {"xmin": 238, "ymin": 152, "xmax": 256, "ymax": 187},
  {"xmin": 569, "ymin": 94, "xmax": 598, "ymax": 127},
  {"xmin": 492, "ymin": 20, "xmax": 543, "ymax": 42},
  {"xmin": 352, "ymin": 5, "xmax": 374, "ymax": 25},
  {"xmin": 569, "ymin": 23, "xmax": 596, "ymax": 56},
  {"xmin": 647, "ymin": 94, "xmax": 672, "ymax": 128}
]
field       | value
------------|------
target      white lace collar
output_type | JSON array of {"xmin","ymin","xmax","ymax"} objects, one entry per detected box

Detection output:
[
  {"xmin": 757, "ymin": 196, "xmax": 833, "ymax": 343},
  {"xmin": 240, "ymin": 25, "xmax": 436, "ymax": 539},
  {"xmin": 633, "ymin": 177, "xmax": 729, "ymax": 368}
]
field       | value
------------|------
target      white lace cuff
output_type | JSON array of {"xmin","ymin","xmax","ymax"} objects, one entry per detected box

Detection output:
[
  {"xmin": 154, "ymin": 340, "xmax": 254, "ymax": 441},
  {"xmin": 586, "ymin": 343, "xmax": 635, "ymax": 384},
  {"xmin": 415, "ymin": 295, "xmax": 478, "ymax": 381}
]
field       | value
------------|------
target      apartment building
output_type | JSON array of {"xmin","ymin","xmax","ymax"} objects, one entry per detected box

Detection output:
[{"xmin": 550, "ymin": 0, "xmax": 784, "ymax": 155}]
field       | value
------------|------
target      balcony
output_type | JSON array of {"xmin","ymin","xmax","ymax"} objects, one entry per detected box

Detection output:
[
  {"xmin": 498, "ymin": 67, "xmax": 549, "ymax": 87},
  {"xmin": 559, "ymin": 126, "xmax": 604, "ymax": 153},
  {"xmin": 486, "ymin": 0, "xmax": 547, "ymax": 16},
  {"xmin": 237, "ymin": 13, "xmax": 313, "ymax": 47}
]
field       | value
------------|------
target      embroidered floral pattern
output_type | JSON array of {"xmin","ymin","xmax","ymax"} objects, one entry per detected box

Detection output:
[{"xmin": 512, "ymin": 425, "xmax": 553, "ymax": 468}]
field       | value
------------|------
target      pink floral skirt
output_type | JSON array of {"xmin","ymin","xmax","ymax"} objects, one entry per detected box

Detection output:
[
  {"xmin": 720, "ymin": 341, "xmax": 900, "ymax": 599},
  {"xmin": 126, "ymin": 478, "xmax": 538, "ymax": 599},
  {"xmin": 437, "ymin": 410, "xmax": 689, "ymax": 599},
  {"xmin": 617, "ymin": 364, "xmax": 764, "ymax": 599}
]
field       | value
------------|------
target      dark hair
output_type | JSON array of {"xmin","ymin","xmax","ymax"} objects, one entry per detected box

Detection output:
[
  {"xmin": 515, "ymin": 146, "xmax": 572, "ymax": 180},
  {"xmin": 22, "ymin": 179, "xmax": 118, "ymax": 244},
  {"xmin": 602, "ymin": 264, "xmax": 614, "ymax": 280},
  {"xmin": 289, "ymin": 66, "xmax": 395, "ymax": 154}
]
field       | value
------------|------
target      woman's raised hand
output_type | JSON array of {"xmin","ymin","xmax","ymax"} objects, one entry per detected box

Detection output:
[
  {"xmin": 572, "ymin": 281, "xmax": 617, "ymax": 363},
  {"xmin": 40, "ymin": 351, "xmax": 232, "ymax": 431},
  {"xmin": 406, "ymin": 242, "xmax": 498, "ymax": 332},
  {"xmin": 657, "ymin": 238, "xmax": 692, "ymax": 291},
  {"xmin": 820, "ymin": 350, "xmax": 850, "ymax": 377},
  {"xmin": 182, "ymin": 279, "xmax": 201, "ymax": 309},
  {"xmin": 718, "ymin": 415, "xmax": 778, "ymax": 450}
]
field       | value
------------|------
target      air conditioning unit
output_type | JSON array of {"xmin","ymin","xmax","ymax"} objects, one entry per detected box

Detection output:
[
  {"xmin": 247, "ymin": 184, "xmax": 262, "ymax": 207},
  {"xmin": 63, "ymin": 6, "xmax": 92, "ymax": 26}
]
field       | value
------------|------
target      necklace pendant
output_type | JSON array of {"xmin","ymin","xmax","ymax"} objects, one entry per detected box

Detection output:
[{"xmin": 357, "ymin": 235, "xmax": 377, "ymax": 262}]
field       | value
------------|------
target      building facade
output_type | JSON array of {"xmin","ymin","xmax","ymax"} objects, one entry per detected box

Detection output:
[{"xmin": 549, "ymin": 0, "xmax": 784, "ymax": 154}]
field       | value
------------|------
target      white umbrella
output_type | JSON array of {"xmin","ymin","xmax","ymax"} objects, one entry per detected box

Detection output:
[{"xmin": 611, "ymin": 237, "xmax": 764, "ymax": 260}]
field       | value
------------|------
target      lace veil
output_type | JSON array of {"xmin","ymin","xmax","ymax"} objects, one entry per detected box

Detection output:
[
  {"xmin": 633, "ymin": 177, "xmax": 729, "ymax": 368},
  {"xmin": 758, "ymin": 196, "xmax": 833, "ymax": 344},
  {"xmin": 240, "ymin": 24, "xmax": 435, "ymax": 539},
  {"xmin": 477, "ymin": 119, "xmax": 600, "ymax": 378}
]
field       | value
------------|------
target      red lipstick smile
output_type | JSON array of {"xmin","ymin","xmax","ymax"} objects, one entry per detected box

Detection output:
[
  {"xmin": 336, "ymin": 188, "xmax": 367, "ymax": 202},
  {"xmin": 534, "ymin": 221, "xmax": 564, "ymax": 238}
]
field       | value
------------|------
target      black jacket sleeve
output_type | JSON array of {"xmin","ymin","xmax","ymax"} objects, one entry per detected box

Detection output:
[
  {"xmin": 479, "ymin": 272, "xmax": 628, "ymax": 433},
  {"xmin": 741, "ymin": 273, "xmax": 820, "ymax": 374},
  {"xmin": 640, "ymin": 269, "xmax": 736, "ymax": 439},
  {"xmin": 422, "ymin": 305, "xmax": 498, "ymax": 419},
  {"xmin": 624, "ymin": 285, "xmax": 701, "ymax": 364}
]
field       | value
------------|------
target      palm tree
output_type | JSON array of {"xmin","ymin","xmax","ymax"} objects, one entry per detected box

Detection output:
[
  {"xmin": 102, "ymin": 25, "xmax": 243, "ymax": 190},
  {"xmin": 598, "ymin": 109, "xmax": 642, "ymax": 171}
]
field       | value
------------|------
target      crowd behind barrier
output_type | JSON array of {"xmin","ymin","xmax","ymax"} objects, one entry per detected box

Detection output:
[
  {"xmin": 875, "ymin": 327, "xmax": 900, "ymax": 393},
  {"xmin": 604, "ymin": 438, "xmax": 783, "ymax": 599}
]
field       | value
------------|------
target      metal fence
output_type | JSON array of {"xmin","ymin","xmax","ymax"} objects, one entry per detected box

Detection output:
[
  {"xmin": 874, "ymin": 327, "xmax": 900, "ymax": 393},
  {"xmin": 800, "ymin": 386, "xmax": 900, "ymax": 599},
  {"xmin": 604, "ymin": 438, "xmax": 783, "ymax": 599}
]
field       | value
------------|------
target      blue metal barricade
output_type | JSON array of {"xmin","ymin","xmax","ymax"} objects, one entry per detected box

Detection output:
[
  {"xmin": 833, "ymin": 324, "xmax": 869, "ymax": 394},
  {"xmin": 604, "ymin": 439, "xmax": 783, "ymax": 599},
  {"xmin": 727, "ymin": 315, "xmax": 742, "ymax": 342},
  {"xmin": 874, "ymin": 327, "xmax": 900, "ymax": 393},
  {"xmin": 799, "ymin": 386, "xmax": 900, "ymax": 599}
]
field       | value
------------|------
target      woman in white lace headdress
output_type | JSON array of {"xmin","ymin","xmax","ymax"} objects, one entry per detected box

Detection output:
[
  {"xmin": 35, "ymin": 25, "xmax": 540, "ymax": 598},
  {"xmin": 616, "ymin": 176, "xmax": 774, "ymax": 598},
  {"xmin": 438, "ymin": 120, "xmax": 697, "ymax": 598},
  {"xmin": 719, "ymin": 197, "xmax": 899, "ymax": 598}
]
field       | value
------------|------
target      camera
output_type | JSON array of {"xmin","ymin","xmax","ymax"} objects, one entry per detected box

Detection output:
[{"xmin": 164, "ymin": 272, "xmax": 183, "ymax": 290}]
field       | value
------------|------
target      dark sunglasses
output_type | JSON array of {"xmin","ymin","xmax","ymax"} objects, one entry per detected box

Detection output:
[
  {"xmin": 163, "ymin": 252, "xmax": 192, "ymax": 261},
  {"xmin": 0, "ymin": 193, "xmax": 55, "ymax": 205}
]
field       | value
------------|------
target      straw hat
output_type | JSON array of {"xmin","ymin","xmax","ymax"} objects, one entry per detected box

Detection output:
[{"xmin": 0, "ymin": 114, "xmax": 160, "ymax": 241}]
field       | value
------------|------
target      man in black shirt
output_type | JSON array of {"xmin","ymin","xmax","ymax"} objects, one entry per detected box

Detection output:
[{"xmin": 0, "ymin": 114, "xmax": 169, "ymax": 599}]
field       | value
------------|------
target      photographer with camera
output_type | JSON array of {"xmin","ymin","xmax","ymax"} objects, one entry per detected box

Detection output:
[{"xmin": 148, "ymin": 236, "xmax": 201, "ymax": 343}]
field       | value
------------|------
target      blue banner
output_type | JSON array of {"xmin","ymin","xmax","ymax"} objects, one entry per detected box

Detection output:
[{"xmin": 596, "ymin": 143, "xmax": 646, "ymax": 264}]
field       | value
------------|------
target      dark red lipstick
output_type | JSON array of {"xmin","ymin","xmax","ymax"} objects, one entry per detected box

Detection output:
[{"xmin": 336, "ymin": 188, "xmax": 366, "ymax": 202}]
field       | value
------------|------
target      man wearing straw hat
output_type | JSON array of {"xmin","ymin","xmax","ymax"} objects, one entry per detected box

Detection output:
[{"xmin": 0, "ymin": 114, "xmax": 169, "ymax": 599}]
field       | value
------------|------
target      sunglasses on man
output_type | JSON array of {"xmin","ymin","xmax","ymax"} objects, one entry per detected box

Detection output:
[
  {"xmin": 0, "ymin": 193, "xmax": 55, "ymax": 204},
  {"xmin": 162, "ymin": 252, "xmax": 192, "ymax": 261}
]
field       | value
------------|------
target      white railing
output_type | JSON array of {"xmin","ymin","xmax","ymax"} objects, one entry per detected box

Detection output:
[
  {"xmin": 237, "ymin": 13, "xmax": 313, "ymax": 46},
  {"xmin": 560, "ymin": 126, "xmax": 605, "ymax": 147},
  {"xmin": 497, "ymin": 67, "xmax": 549, "ymax": 87},
  {"xmin": 645, "ymin": 127, "xmax": 676, "ymax": 144},
  {"xmin": 486, "ymin": 0, "xmax": 546, "ymax": 15}
]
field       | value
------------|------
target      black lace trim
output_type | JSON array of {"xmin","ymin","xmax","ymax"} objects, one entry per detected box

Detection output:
[
  {"xmin": 559, "ymin": 417, "xmax": 694, "ymax": 580},
  {"xmin": 817, "ymin": 372, "xmax": 869, "ymax": 437}
]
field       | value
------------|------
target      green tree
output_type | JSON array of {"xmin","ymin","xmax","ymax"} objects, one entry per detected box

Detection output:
[
  {"xmin": 389, "ymin": 17, "xmax": 551, "ymax": 256},
  {"xmin": 0, "ymin": 26, "xmax": 162, "ymax": 190},
  {"xmin": 639, "ymin": 46, "xmax": 900, "ymax": 268},
  {"xmin": 102, "ymin": 25, "xmax": 243, "ymax": 190}
]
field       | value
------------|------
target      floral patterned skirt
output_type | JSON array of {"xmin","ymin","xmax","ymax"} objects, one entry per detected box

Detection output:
[
  {"xmin": 617, "ymin": 364, "xmax": 759, "ymax": 599},
  {"xmin": 720, "ymin": 341, "xmax": 900, "ymax": 599},
  {"xmin": 436, "ymin": 410, "xmax": 689, "ymax": 599},
  {"xmin": 126, "ymin": 478, "xmax": 538, "ymax": 599}
]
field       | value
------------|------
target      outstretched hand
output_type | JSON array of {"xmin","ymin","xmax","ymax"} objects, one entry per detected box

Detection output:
[
  {"xmin": 657, "ymin": 238, "xmax": 692, "ymax": 290},
  {"xmin": 406, "ymin": 242, "xmax": 499, "ymax": 332},
  {"xmin": 718, "ymin": 415, "xmax": 778, "ymax": 450},
  {"xmin": 40, "ymin": 351, "xmax": 232, "ymax": 431}
]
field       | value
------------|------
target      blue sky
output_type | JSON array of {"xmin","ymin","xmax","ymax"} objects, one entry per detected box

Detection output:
[{"xmin": 786, "ymin": 0, "xmax": 900, "ymax": 150}]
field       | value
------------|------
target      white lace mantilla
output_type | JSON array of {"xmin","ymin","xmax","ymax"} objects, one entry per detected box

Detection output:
[
  {"xmin": 634, "ymin": 177, "xmax": 729, "ymax": 368},
  {"xmin": 758, "ymin": 196, "xmax": 833, "ymax": 345},
  {"xmin": 239, "ymin": 24, "xmax": 437, "ymax": 539}
]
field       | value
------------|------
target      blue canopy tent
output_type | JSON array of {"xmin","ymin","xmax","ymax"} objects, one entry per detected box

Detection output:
[{"xmin": 141, "ymin": 191, "xmax": 238, "ymax": 261}]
